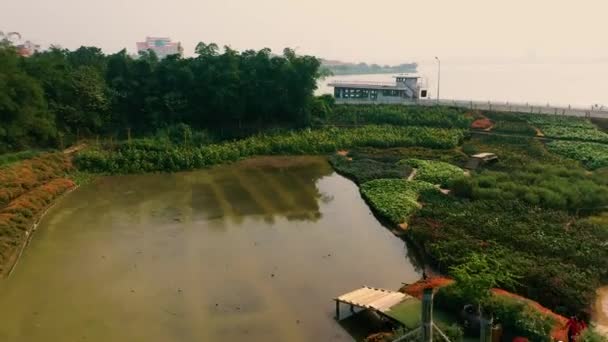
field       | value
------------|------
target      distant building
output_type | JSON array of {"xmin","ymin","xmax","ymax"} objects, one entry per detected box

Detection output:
[
  {"xmin": 136, "ymin": 37, "xmax": 183, "ymax": 59},
  {"xmin": 16, "ymin": 41, "xmax": 40, "ymax": 57},
  {"xmin": 328, "ymin": 74, "xmax": 429, "ymax": 103}
]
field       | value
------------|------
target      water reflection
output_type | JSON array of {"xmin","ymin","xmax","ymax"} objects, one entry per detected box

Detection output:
[{"xmin": 0, "ymin": 156, "xmax": 421, "ymax": 342}]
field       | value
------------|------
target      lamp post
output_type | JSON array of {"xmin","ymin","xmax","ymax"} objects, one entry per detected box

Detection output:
[{"xmin": 434, "ymin": 57, "xmax": 441, "ymax": 103}]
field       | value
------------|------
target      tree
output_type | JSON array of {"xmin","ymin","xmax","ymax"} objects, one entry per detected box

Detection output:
[
  {"xmin": 0, "ymin": 42, "xmax": 55, "ymax": 151},
  {"xmin": 449, "ymin": 253, "xmax": 519, "ymax": 308}
]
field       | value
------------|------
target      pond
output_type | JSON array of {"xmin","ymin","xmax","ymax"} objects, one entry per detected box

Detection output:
[{"xmin": 0, "ymin": 156, "xmax": 422, "ymax": 342}]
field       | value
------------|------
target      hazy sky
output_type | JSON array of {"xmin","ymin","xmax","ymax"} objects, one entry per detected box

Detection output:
[{"xmin": 2, "ymin": 0, "xmax": 607, "ymax": 64}]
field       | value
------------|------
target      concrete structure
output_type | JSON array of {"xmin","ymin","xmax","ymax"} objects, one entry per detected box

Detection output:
[
  {"xmin": 329, "ymin": 96, "xmax": 608, "ymax": 120},
  {"xmin": 328, "ymin": 74, "xmax": 429, "ymax": 103},
  {"xmin": 136, "ymin": 37, "xmax": 182, "ymax": 59}
]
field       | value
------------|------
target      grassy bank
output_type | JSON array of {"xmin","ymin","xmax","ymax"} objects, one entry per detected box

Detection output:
[{"xmin": 74, "ymin": 125, "xmax": 466, "ymax": 174}]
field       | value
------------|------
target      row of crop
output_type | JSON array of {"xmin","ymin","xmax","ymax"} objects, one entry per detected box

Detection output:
[
  {"xmin": 360, "ymin": 179, "xmax": 436, "ymax": 225},
  {"xmin": 326, "ymin": 105, "xmax": 473, "ymax": 129},
  {"xmin": 328, "ymin": 155, "xmax": 412, "ymax": 184},
  {"xmin": 547, "ymin": 141, "xmax": 608, "ymax": 170},
  {"xmin": 0, "ymin": 178, "xmax": 75, "ymax": 275},
  {"xmin": 0, "ymin": 153, "xmax": 73, "ymax": 207},
  {"xmin": 451, "ymin": 164, "xmax": 608, "ymax": 211},
  {"xmin": 399, "ymin": 158, "xmax": 464, "ymax": 187},
  {"xmin": 75, "ymin": 126, "xmax": 466, "ymax": 173},
  {"xmin": 540, "ymin": 125, "xmax": 608, "ymax": 143}
]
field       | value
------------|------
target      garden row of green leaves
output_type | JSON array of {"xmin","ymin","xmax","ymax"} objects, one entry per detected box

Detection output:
[
  {"xmin": 75, "ymin": 125, "xmax": 466, "ymax": 173},
  {"xmin": 360, "ymin": 179, "xmax": 436, "ymax": 225},
  {"xmin": 328, "ymin": 155, "xmax": 412, "ymax": 184},
  {"xmin": 399, "ymin": 158, "xmax": 464, "ymax": 187},
  {"xmin": 325, "ymin": 105, "xmax": 473, "ymax": 129},
  {"xmin": 451, "ymin": 164, "xmax": 608, "ymax": 210},
  {"xmin": 483, "ymin": 111, "xmax": 608, "ymax": 143},
  {"xmin": 547, "ymin": 141, "xmax": 608, "ymax": 170}
]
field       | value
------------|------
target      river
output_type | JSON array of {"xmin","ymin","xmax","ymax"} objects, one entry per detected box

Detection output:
[
  {"xmin": 318, "ymin": 62, "xmax": 608, "ymax": 108},
  {"xmin": 0, "ymin": 156, "xmax": 421, "ymax": 342}
]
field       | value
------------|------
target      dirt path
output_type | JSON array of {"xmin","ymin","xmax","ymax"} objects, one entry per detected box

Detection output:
[
  {"xmin": 63, "ymin": 143, "xmax": 87, "ymax": 155},
  {"xmin": 594, "ymin": 287, "xmax": 608, "ymax": 338},
  {"xmin": 407, "ymin": 169, "xmax": 417, "ymax": 181}
]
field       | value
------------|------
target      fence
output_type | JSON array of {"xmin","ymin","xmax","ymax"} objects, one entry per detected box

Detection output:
[{"xmin": 335, "ymin": 98, "xmax": 608, "ymax": 119}]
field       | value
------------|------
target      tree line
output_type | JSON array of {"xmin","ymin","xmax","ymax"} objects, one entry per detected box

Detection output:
[{"xmin": 0, "ymin": 41, "xmax": 324, "ymax": 152}]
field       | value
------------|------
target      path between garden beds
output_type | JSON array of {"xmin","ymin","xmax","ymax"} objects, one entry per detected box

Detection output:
[
  {"xmin": 400, "ymin": 277, "xmax": 569, "ymax": 341},
  {"xmin": 595, "ymin": 287, "xmax": 608, "ymax": 338}
]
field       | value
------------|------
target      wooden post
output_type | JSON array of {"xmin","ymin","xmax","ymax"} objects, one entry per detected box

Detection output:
[
  {"xmin": 479, "ymin": 312, "xmax": 493, "ymax": 342},
  {"xmin": 335, "ymin": 300, "xmax": 340, "ymax": 320},
  {"xmin": 422, "ymin": 288, "xmax": 433, "ymax": 342}
]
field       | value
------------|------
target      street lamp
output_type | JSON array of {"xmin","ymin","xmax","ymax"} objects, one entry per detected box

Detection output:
[{"xmin": 434, "ymin": 56, "xmax": 441, "ymax": 102}]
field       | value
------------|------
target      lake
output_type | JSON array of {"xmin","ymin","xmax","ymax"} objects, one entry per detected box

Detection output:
[
  {"xmin": 0, "ymin": 156, "xmax": 421, "ymax": 342},
  {"xmin": 318, "ymin": 62, "xmax": 608, "ymax": 108}
]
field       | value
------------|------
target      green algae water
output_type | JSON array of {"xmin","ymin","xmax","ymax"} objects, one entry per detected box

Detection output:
[{"xmin": 0, "ymin": 157, "xmax": 421, "ymax": 342}]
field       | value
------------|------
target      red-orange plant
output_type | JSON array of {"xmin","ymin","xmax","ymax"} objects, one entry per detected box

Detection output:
[{"xmin": 0, "ymin": 153, "xmax": 73, "ymax": 207}]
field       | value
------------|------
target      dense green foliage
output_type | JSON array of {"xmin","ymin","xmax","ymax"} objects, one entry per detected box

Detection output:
[
  {"xmin": 0, "ymin": 41, "xmax": 323, "ymax": 152},
  {"xmin": 578, "ymin": 329, "xmax": 608, "ymax": 342},
  {"xmin": 348, "ymin": 146, "xmax": 468, "ymax": 166},
  {"xmin": 328, "ymin": 154, "xmax": 411, "ymax": 184},
  {"xmin": 540, "ymin": 125, "xmax": 608, "ymax": 143},
  {"xmin": 360, "ymin": 179, "xmax": 436, "ymax": 225},
  {"xmin": 547, "ymin": 141, "xmax": 608, "ymax": 169},
  {"xmin": 451, "ymin": 164, "xmax": 608, "ymax": 210},
  {"xmin": 409, "ymin": 193, "xmax": 607, "ymax": 314},
  {"xmin": 325, "ymin": 105, "xmax": 472, "ymax": 128},
  {"xmin": 75, "ymin": 126, "xmax": 465, "ymax": 173},
  {"xmin": 0, "ymin": 150, "xmax": 42, "ymax": 167},
  {"xmin": 492, "ymin": 121, "xmax": 537, "ymax": 136},
  {"xmin": 435, "ymin": 284, "xmax": 555, "ymax": 341},
  {"xmin": 328, "ymin": 134, "xmax": 608, "ymax": 317},
  {"xmin": 399, "ymin": 158, "xmax": 464, "ymax": 187}
]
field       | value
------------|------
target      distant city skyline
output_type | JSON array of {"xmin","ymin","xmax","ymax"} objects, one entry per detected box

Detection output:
[{"xmin": 2, "ymin": 0, "xmax": 607, "ymax": 65}]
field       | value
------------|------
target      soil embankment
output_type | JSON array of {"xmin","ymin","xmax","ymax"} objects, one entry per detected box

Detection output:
[{"xmin": 0, "ymin": 153, "xmax": 75, "ymax": 276}]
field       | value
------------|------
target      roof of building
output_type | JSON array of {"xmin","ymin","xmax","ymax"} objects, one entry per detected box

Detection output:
[
  {"xmin": 335, "ymin": 286, "xmax": 411, "ymax": 312},
  {"xmin": 393, "ymin": 73, "xmax": 422, "ymax": 79},
  {"xmin": 328, "ymin": 81, "xmax": 407, "ymax": 90}
]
